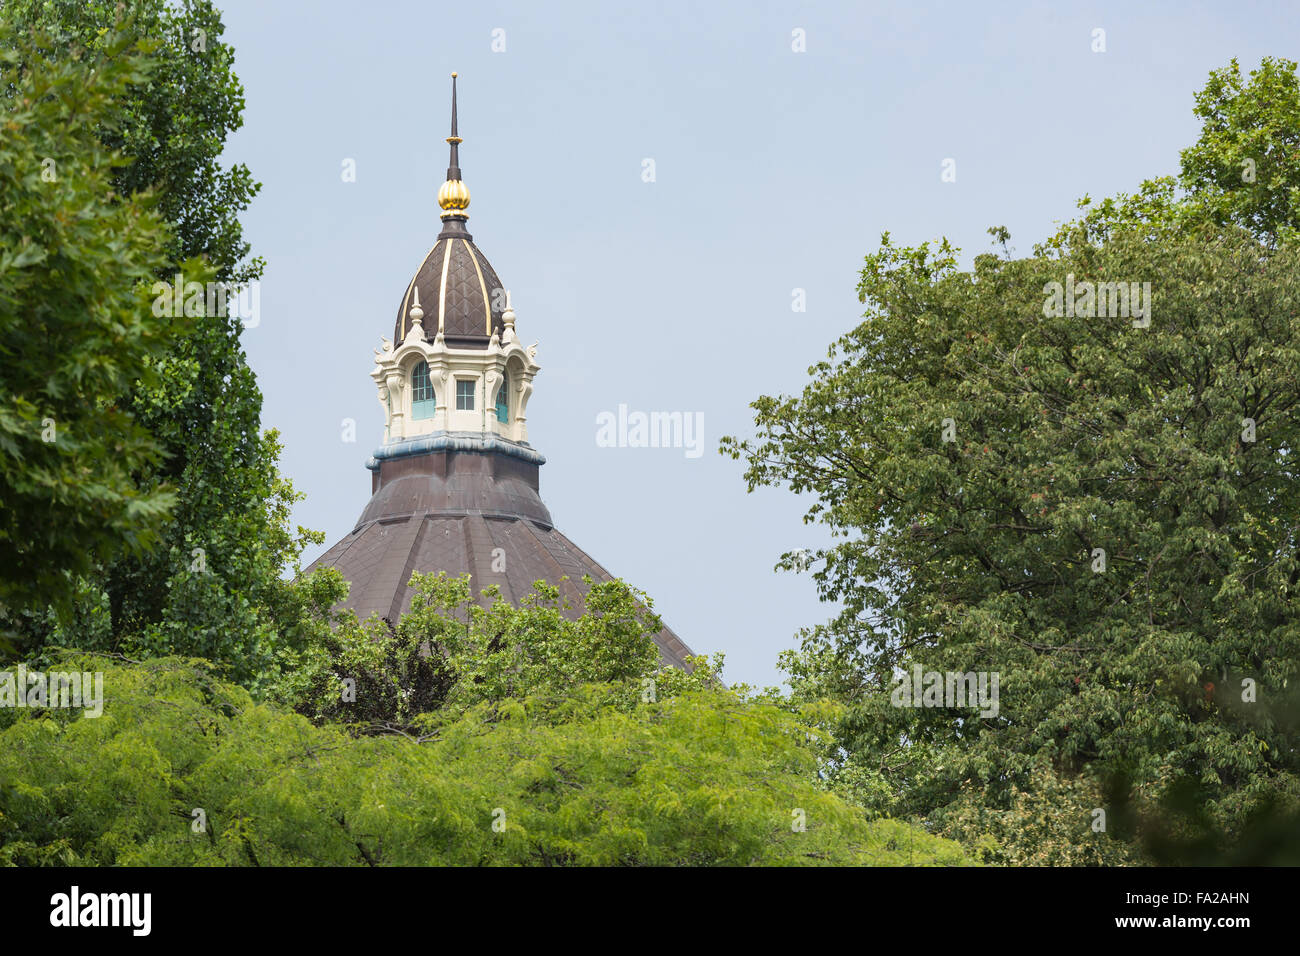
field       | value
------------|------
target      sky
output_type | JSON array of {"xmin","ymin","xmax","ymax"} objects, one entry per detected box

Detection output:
[{"xmin": 219, "ymin": 0, "xmax": 1299, "ymax": 689}]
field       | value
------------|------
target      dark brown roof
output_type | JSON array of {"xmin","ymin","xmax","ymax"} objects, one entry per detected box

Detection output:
[
  {"xmin": 394, "ymin": 236, "xmax": 505, "ymax": 348},
  {"xmin": 305, "ymin": 446, "xmax": 695, "ymax": 669}
]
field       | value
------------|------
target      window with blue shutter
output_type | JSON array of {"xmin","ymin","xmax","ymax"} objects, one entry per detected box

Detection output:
[{"xmin": 411, "ymin": 361, "xmax": 435, "ymax": 420}]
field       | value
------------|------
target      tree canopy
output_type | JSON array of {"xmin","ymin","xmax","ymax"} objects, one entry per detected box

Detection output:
[
  {"xmin": 0, "ymin": 23, "xmax": 182, "ymax": 630},
  {"xmin": 0, "ymin": 630, "xmax": 970, "ymax": 866},
  {"xmin": 724, "ymin": 57, "xmax": 1300, "ymax": 865},
  {"xmin": 0, "ymin": 1, "xmax": 316, "ymax": 686}
]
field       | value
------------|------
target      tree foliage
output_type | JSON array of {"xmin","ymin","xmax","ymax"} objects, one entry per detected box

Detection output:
[
  {"xmin": 1180, "ymin": 57, "xmax": 1300, "ymax": 245},
  {"xmin": 0, "ymin": 24, "xmax": 183, "ymax": 628},
  {"xmin": 1, "ymin": 0, "xmax": 317, "ymax": 685},
  {"xmin": 272, "ymin": 570, "xmax": 724, "ymax": 732},
  {"xmin": 3, "ymin": 0, "xmax": 263, "ymax": 283},
  {"xmin": 723, "ymin": 58, "xmax": 1300, "ymax": 864},
  {"xmin": 0, "ymin": 654, "xmax": 970, "ymax": 866}
]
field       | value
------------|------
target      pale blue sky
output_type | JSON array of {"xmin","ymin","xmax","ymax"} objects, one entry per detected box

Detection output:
[{"xmin": 221, "ymin": 0, "xmax": 1298, "ymax": 689}]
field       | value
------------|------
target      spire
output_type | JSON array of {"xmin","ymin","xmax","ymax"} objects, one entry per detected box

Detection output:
[
  {"xmin": 446, "ymin": 71, "xmax": 461, "ymax": 181},
  {"xmin": 437, "ymin": 72, "xmax": 472, "ymax": 235}
]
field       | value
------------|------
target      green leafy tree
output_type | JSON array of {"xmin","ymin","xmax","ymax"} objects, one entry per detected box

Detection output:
[
  {"xmin": 0, "ymin": 25, "xmax": 185, "ymax": 635},
  {"xmin": 0, "ymin": 655, "xmax": 972, "ymax": 866},
  {"xmin": 724, "ymin": 59, "xmax": 1300, "ymax": 864},
  {"xmin": 273, "ymin": 570, "xmax": 722, "ymax": 732},
  {"xmin": 1039, "ymin": 57, "xmax": 1300, "ymax": 253},
  {"xmin": 2, "ymin": 0, "xmax": 263, "ymax": 283},
  {"xmin": 2, "ymin": 0, "xmax": 318, "ymax": 687},
  {"xmin": 1179, "ymin": 57, "xmax": 1300, "ymax": 245}
]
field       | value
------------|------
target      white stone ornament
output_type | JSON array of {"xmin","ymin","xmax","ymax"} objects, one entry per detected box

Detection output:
[{"xmin": 403, "ymin": 288, "xmax": 426, "ymax": 347}]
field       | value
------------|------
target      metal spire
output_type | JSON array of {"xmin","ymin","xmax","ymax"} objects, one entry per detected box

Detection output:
[
  {"xmin": 437, "ymin": 72, "xmax": 471, "ymax": 231},
  {"xmin": 446, "ymin": 71, "xmax": 462, "ymax": 182}
]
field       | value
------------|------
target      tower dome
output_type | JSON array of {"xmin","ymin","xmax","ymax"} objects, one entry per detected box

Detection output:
[
  {"xmin": 394, "ymin": 73, "xmax": 506, "ymax": 349},
  {"xmin": 394, "ymin": 237, "xmax": 506, "ymax": 348},
  {"xmin": 306, "ymin": 74, "xmax": 695, "ymax": 670}
]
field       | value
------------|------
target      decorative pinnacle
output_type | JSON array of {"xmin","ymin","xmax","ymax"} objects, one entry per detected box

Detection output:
[
  {"xmin": 446, "ymin": 72, "xmax": 461, "ymax": 179},
  {"xmin": 438, "ymin": 72, "xmax": 471, "ymax": 224}
]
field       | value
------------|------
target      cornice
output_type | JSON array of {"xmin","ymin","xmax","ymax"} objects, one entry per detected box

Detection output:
[{"xmin": 365, "ymin": 431, "xmax": 547, "ymax": 471}]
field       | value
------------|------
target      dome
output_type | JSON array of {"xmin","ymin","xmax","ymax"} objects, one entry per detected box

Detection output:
[
  {"xmin": 392, "ymin": 71, "xmax": 506, "ymax": 349},
  {"xmin": 316, "ymin": 72, "xmax": 696, "ymax": 672},
  {"xmin": 305, "ymin": 446, "xmax": 696, "ymax": 670},
  {"xmin": 394, "ymin": 234, "xmax": 506, "ymax": 348}
]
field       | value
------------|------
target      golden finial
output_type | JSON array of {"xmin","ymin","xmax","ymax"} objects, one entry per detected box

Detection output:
[{"xmin": 439, "ymin": 72, "xmax": 470, "ymax": 220}]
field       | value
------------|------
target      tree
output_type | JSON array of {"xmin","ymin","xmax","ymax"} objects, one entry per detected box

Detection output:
[
  {"xmin": 1179, "ymin": 57, "xmax": 1300, "ymax": 245},
  {"xmin": 3, "ymin": 0, "xmax": 262, "ymax": 283},
  {"xmin": 2, "ymin": 1, "xmax": 318, "ymax": 688},
  {"xmin": 272, "ymin": 569, "xmax": 720, "ymax": 732},
  {"xmin": 0, "ymin": 25, "xmax": 183, "ymax": 636},
  {"xmin": 723, "ymin": 59, "xmax": 1300, "ymax": 864},
  {"xmin": 0, "ymin": 654, "xmax": 971, "ymax": 866},
  {"xmin": 1038, "ymin": 57, "xmax": 1300, "ymax": 253}
]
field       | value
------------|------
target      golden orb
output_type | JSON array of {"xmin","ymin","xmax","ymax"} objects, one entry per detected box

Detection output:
[{"xmin": 438, "ymin": 178, "xmax": 471, "ymax": 219}]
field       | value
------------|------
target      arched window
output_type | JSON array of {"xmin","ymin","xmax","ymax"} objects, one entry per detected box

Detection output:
[
  {"xmin": 495, "ymin": 373, "xmax": 509, "ymax": 424},
  {"xmin": 411, "ymin": 361, "xmax": 435, "ymax": 420}
]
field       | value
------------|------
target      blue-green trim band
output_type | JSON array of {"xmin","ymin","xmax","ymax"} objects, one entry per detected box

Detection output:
[{"xmin": 366, "ymin": 432, "xmax": 546, "ymax": 471}]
